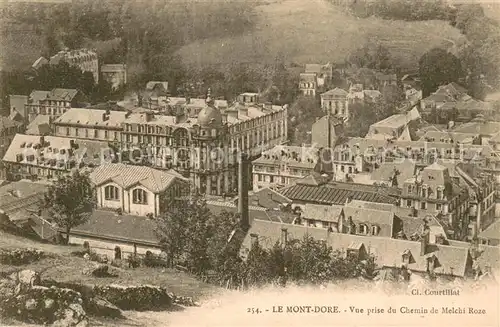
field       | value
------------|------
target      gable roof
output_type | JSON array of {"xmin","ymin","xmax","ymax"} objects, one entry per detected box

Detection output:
[
  {"xmin": 321, "ymin": 88, "xmax": 349, "ymax": 97},
  {"xmin": 0, "ymin": 116, "xmax": 21, "ymax": 132},
  {"xmin": 206, "ymin": 200, "xmax": 296, "ymax": 225},
  {"xmin": 90, "ymin": 163, "xmax": 187, "ymax": 193},
  {"xmin": 25, "ymin": 115, "xmax": 52, "ymax": 135},
  {"xmin": 29, "ymin": 90, "xmax": 51, "ymax": 103},
  {"xmin": 47, "ymin": 88, "xmax": 79, "ymax": 102},
  {"xmin": 247, "ymin": 187, "xmax": 292, "ymax": 209},
  {"xmin": 0, "ymin": 180, "xmax": 49, "ymax": 216},
  {"xmin": 478, "ymin": 220, "xmax": 500, "ymax": 241},
  {"xmin": 341, "ymin": 206, "xmax": 395, "ymax": 237},
  {"xmin": 370, "ymin": 160, "xmax": 417, "ymax": 187},
  {"xmin": 146, "ymin": 81, "xmax": 169, "ymax": 91},
  {"xmin": 241, "ymin": 220, "xmax": 471, "ymax": 277}
]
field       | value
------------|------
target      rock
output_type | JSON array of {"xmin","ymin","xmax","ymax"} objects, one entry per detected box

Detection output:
[
  {"xmin": 83, "ymin": 264, "xmax": 110, "ymax": 277},
  {"xmin": 18, "ymin": 270, "xmax": 41, "ymax": 286},
  {"xmin": 83, "ymin": 253, "xmax": 90, "ymax": 260},
  {"xmin": 44, "ymin": 298, "xmax": 55, "ymax": 309},
  {"xmin": 53, "ymin": 304, "xmax": 88, "ymax": 327},
  {"xmin": 88, "ymin": 297, "xmax": 123, "ymax": 318},
  {"xmin": 24, "ymin": 298, "xmax": 37, "ymax": 310}
]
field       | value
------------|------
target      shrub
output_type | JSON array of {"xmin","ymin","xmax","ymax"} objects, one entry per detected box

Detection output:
[
  {"xmin": 0, "ymin": 248, "xmax": 45, "ymax": 265},
  {"xmin": 127, "ymin": 254, "xmax": 141, "ymax": 268},
  {"xmin": 142, "ymin": 252, "xmax": 168, "ymax": 268}
]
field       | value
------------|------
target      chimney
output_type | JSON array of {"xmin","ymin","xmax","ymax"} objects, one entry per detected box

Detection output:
[
  {"xmin": 125, "ymin": 110, "xmax": 132, "ymax": 118},
  {"xmin": 145, "ymin": 112, "xmax": 154, "ymax": 122},
  {"xmin": 281, "ymin": 228, "xmax": 288, "ymax": 248},
  {"xmin": 39, "ymin": 136, "xmax": 45, "ymax": 147},
  {"xmin": 420, "ymin": 229, "xmax": 430, "ymax": 256},
  {"xmin": 238, "ymin": 152, "xmax": 250, "ymax": 229},
  {"xmin": 102, "ymin": 113, "xmax": 109, "ymax": 121}
]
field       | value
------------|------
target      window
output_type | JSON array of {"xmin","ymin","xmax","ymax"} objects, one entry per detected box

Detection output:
[
  {"xmin": 104, "ymin": 185, "xmax": 119, "ymax": 200},
  {"xmin": 407, "ymin": 185, "xmax": 412, "ymax": 193},
  {"xmin": 94, "ymin": 129, "xmax": 98, "ymax": 138},
  {"xmin": 421, "ymin": 202, "xmax": 427, "ymax": 209},
  {"xmin": 132, "ymin": 188, "xmax": 148, "ymax": 204},
  {"xmin": 258, "ymin": 174, "xmax": 262, "ymax": 182},
  {"xmin": 371, "ymin": 225, "xmax": 379, "ymax": 235},
  {"xmin": 436, "ymin": 188, "xmax": 443, "ymax": 200},
  {"xmin": 104, "ymin": 131, "xmax": 109, "ymax": 138},
  {"xmin": 406, "ymin": 199, "xmax": 412, "ymax": 207},
  {"xmin": 66, "ymin": 127, "xmax": 70, "ymax": 136},
  {"xmin": 85, "ymin": 129, "xmax": 89, "ymax": 138},
  {"xmin": 358, "ymin": 224, "xmax": 368, "ymax": 235},
  {"xmin": 436, "ymin": 203, "xmax": 442, "ymax": 211},
  {"xmin": 75, "ymin": 128, "xmax": 79, "ymax": 136},
  {"xmin": 422, "ymin": 187, "xmax": 427, "ymax": 198}
]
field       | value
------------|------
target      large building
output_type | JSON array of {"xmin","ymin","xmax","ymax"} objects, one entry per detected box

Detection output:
[
  {"xmin": 23, "ymin": 89, "xmax": 88, "ymax": 122},
  {"xmin": 0, "ymin": 117, "xmax": 23, "ymax": 179},
  {"xmin": 120, "ymin": 91, "xmax": 288, "ymax": 196},
  {"xmin": 320, "ymin": 88, "xmax": 349, "ymax": 120},
  {"xmin": 252, "ymin": 145, "xmax": 320, "ymax": 190},
  {"xmin": 53, "ymin": 108, "xmax": 128, "ymax": 142},
  {"xmin": 2, "ymin": 134, "xmax": 110, "ymax": 181},
  {"xmin": 299, "ymin": 63, "xmax": 333, "ymax": 96},
  {"xmin": 49, "ymin": 49, "xmax": 99, "ymax": 83}
]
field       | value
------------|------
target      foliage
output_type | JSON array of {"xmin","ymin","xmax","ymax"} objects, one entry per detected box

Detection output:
[
  {"xmin": 43, "ymin": 171, "xmax": 95, "ymax": 243},
  {"xmin": 333, "ymin": 0, "xmax": 455, "ymax": 22},
  {"xmin": 345, "ymin": 96, "xmax": 397, "ymax": 138},
  {"xmin": 418, "ymin": 48, "xmax": 463, "ymax": 97},
  {"xmin": 287, "ymin": 96, "xmax": 323, "ymax": 145},
  {"xmin": 127, "ymin": 254, "xmax": 141, "ymax": 269},
  {"xmin": 348, "ymin": 43, "xmax": 393, "ymax": 71}
]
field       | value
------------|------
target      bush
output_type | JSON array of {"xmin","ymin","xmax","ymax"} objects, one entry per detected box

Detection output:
[
  {"xmin": 127, "ymin": 254, "xmax": 141, "ymax": 268},
  {"xmin": 0, "ymin": 249, "xmax": 45, "ymax": 266},
  {"xmin": 142, "ymin": 252, "xmax": 168, "ymax": 268}
]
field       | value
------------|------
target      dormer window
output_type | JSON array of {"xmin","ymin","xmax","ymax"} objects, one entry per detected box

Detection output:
[
  {"xmin": 407, "ymin": 185, "xmax": 412, "ymax": 193},
  {"xmin": 371, "ymin": 225, "xmax": 379, "ymax": 235},
  {"xmin": 402, "ymin": 249, "xmax": 413, "ymax": 265},
  {"xmin": 358, "ymin": 224, "xmax": 368, "ymax": 235}
]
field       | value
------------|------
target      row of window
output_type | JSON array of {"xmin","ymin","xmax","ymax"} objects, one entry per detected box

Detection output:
[
  {"xmin": 404, "ymin": 199, "xmax": 442, "ymax": 211},
  {"xmin": 407, "ymin": 184, "xmax": 444, "ymax": 199},
  {"xmin": 104, "ymin": 185, "xmax": 148, "ymax": 205}
]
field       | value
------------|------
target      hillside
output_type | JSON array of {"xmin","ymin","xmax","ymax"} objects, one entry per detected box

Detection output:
[{"xmin": 176, "ymin": 0, "xmax": 463, "ymax": 70}]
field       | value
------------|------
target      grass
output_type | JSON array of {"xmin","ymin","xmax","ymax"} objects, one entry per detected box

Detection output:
[
  {"xmin": 175, "ymin": 0, "xmax": 463, "ymax": 71},
  {"xmin": 0, "ymin": 231, "xmax": 218, "ymax": 300}
]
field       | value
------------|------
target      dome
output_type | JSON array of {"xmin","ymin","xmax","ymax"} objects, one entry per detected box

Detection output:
[{"xmin": 197, "ymin": 104, "xmax": 223, "ymax": 127}]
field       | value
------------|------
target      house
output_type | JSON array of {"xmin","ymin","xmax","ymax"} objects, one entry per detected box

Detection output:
[
  {"xmin": 311, "ymin": 114, "xmax": 345, "ymax": 149},
  {"xmin": 370, "ymin": 159, "xmax": 417, "ymax": 188},
  {"xmin": 299, "ymin": 73, "xmax": 318, "ymax": 96},
  {"xmin": 477, "ymin": 219, "xmax": 500, "ymax": 246},
  {"xmin": 240, "ymin": 219, "xmax": 473, "ymax": 278},
  {"xmin": 400, "ymin": 163, "xmax": 470, "ymax": 240},
  {"xmin": 252, "ymin": 145, "xmax": 320, "ymax": 190},
  {"xmin": 25, "ymin": 88, "xmax": 88, "ymax": 122},
  {"xmin": 140, "ymin": 81, "xmax": 169, "ymax": 108},
  {"xmin": 244, "ymin": 187, "xmax": 292, "ymax": 210},
  {"xmin": 89, "ymin": 163, "xmax": 190, "ymax": 217},
  {"xmin": 418, "ymin": 131, "xmax": 480, "ymax": 145},
  {"xmin": 299, "ymin": 203, "xmax": 344, "ymax": 230},
  {"xmin": 9, "ymin": 95, "xmax": 29, "ymax": 124},
  {"xmin": 101, "ymin": 64, "xmax": 127, "ymax": 90},
  {"xmin": 401, "ymin": 73, "xmax": 421, "ymax": 89},
  {"xmin": 66, "ymin": 210, "xmax": 163, "ymax": 259},
  {"xmin": 25, "ymin": 115, "xmax": 53, "ymax": 136},
  {"xmin": 305, "ymin": 63, "xmax": 333, "ymax": 87},
  {"xmin": 0, "ymin": 180, "xmax": 49, "ymax": 224},
  {"xmin": 236, "ymin": 93, "xmax": 259, "ymax": 104},
  {"xmin": 365, "ymin": 108, "xmax": 421, "ymax": 141},
  {"xmin": 32, "ymin": 56, "xmax": 49, "ymax": 70},
  {"xmin": 0, "ymin": 116, "xmax": 23, "ymax": 160},
  {"xmin": 53, "ymin": 108, "xmax": 128, "ymax": 142},
  {"xmin": 2, "ymin": 134, "xmax": 110, "ymax": 181},
  {"xmin": 320, "ymin": 88, "xmax": 349, "ymax": 119}
]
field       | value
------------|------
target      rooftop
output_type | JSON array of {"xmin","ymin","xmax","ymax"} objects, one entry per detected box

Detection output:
[
  {"xmin": 90, "ymin": 163, "xmax": 188, "ymax": 193},
  {"xmin": 0, "ymin": 180, "xmax": 49, "ymax": 216},
  {"xmin": 478, "ymin": 219, "xmax": 500, "ymax": 241},
  {"xmin": 453, "ymin": 121, "xmax": 500, "ymax": 136},
  {"xmin": 321, "ymin": 88, "xmax": 349, "ymax": 97},
  {"xmin": 100, "ymin": 64, "xmax": 126, "ymax": 72},
  {"xmin": 370, "ymin": 159, "xmax": 417, "ymax": 187},
  {"xmin": 302, "ymin": 203, "xmax": 343, "ymax": 223},
  {"xmin": 246, "ymin": 187, "xmax": 292, "ymax": 210},
  {"xmin": 241, "ymin": 220, "xmax": 471, "ymax": 277},
  {"xmin": 0, "ymin": 116, "xmax": 21, "ymax": 131},
  {"xmin": 25, "ymin": 115, "xmax": 52, "ymax": 135},
  {"xmin": 253, "ymin": 145, "xmax": 319, "ymax": 169},
  {"xmin": 54, "ymin": 108, "xmax": 128, "ymax": 128},
  {"xmin": 46, "ymin": 88, "xmax": 80, "ymax": 102}
]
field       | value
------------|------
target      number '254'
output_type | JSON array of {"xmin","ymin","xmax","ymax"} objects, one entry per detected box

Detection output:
[{"xmin": 247, "ymin": 308, "xmax": 261, "ymax": 314}]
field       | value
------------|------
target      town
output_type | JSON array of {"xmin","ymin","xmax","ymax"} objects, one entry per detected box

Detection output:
[{"xmin": 0, "ymin": 0, "xmax": 499, "ymax": 326}]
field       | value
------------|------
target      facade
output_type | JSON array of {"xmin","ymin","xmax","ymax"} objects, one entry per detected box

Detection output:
[
  {"xmin": 101, "ymin": 64, "xmax": 127, "ymax": 90},
  {"xmin": 25, "ymin": 89, "xmax": 88, "ymax": 122},
  {"xmin": 0, "ymin": 116, "xmax": 23, "ymax": 161},
  {"xmin": 89, "ymin": 163, "xmax": 189, "ymax": 217},
  {"xmin": 2, "ymin": 134, "xmax": 110, "ymax": 181},
  {"xmin": 311, "ymin": 114, "xmax": 345, "ymax": 149},
  {"xmin": 399, "ymin": 163, "xmax": 470, "ymax": 240},
  {"xmin": 53, "ymin": 108, "xmax": 128, "ymax": 142},
  {"xmin": 252, "ymin": 145, "xmax": 319, "ymax": 190},
  {"xmin": 320, "ymin": 88, "xmax": 349, "ymax": 119},
  {"xmin": 365, "ymin": 108, "xmax": 421, "ymax": 140},
  {"xmin": 9, "ymin": 95, "xmax": 29, "ymax": 124},
  {"xmin": 120, "ymin": 91, "xmax": 288, "ymax": 196},
  {"xmin": 49, "ymin": 49, "xmax": 99, "ymax": 83},
  {"xmin": 299, "ymin": 73, "xmax": 318, "ymax": 96},
  {"xmin": 305, "ymin": 63, "xmax": 333, "ymax": 87}
]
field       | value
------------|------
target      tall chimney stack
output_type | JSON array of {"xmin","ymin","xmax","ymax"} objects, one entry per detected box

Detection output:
[{"xmin": 238, "ymin": 152, "xmax": 250, "ymax": 229}]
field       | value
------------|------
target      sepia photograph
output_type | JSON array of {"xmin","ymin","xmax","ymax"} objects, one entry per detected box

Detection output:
[{"xmin": 0, "ymin": 0, "xmax": 499, "ymax": 326}]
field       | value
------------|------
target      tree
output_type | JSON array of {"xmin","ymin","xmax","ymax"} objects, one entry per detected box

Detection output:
[
  {"xmin": 44, "ymin": 171, "xmax": 95, "ymax": 244},
  {"xmin": 348, "ymin": 43, "xmax": 393, "ymax": 71},
  {"xmin": 419, "ymin": 48, "xmax": 464, "ymax": 96},
  {"xmin": 288, "ymin": 96, "xmax": 323, "ymax": 145}
]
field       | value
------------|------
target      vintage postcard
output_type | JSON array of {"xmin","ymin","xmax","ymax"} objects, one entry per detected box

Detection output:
[{"xmin": 0, "ymin": 0, "xmax": 499, "ymax": 326}]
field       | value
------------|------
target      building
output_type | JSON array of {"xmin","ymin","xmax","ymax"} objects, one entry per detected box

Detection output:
[
  {"xmin": 2, "ymin": 134, "xmax": 111, "ymax": 181},
  {"xmin": 120, "ymin": 91, "xmax": 287, "ymax": 196},
  {"xmin": 278, "ymin": 174, "xmax": 400, "ymax": 211},
  {"xmin": 299, "ymin": 73, "xmax": 318, "ymax": 96},
  {"xmin": 477, "ymin": 220, "xmax": 500, "ymax": 246},
  {"xmin": 89, "ymin": 163, "xmax": 190, "ymax": 217},
  {"xmin": 49, "ymin": 48, "xmax": 99, "ymax": 83},
  {"xmin": 0, "ymin": 116, "xmax": 23, "ymax": 160},
  {"xmin": 25, "ymin": 115, "xmax": 53, "ymax": 136},
  {"xmin": 240, "ymin": 219, "xmax": 473, "ymax": 278},
  {"xmin": 252, "ymin": 145, "xmax": 320, "ymax": 190},
  {"xmin": 0, "ymin": 180, "xmax": 49, "ymax": 224},
  {"xmin": 346, "ymin": 84, "xmax": 383, "ymax": 104},
  {"xmin": 399, "ymin": 163, "xmax": 470, "ymax": 240},
  {"xmin": 365, "ymin": 108, "xmax": 421, "ymax": 141},
  {"xmin": 101, "ymin": 64, "xmax": 127, "ymax": 90},
  {"xmin": 53, "ymin": 108, "xmax": 128, "ymax": 142},
  {"xmin": 25, "ymin": 89, "xmax": 88, "ymax": 122},
  {"xmin": 305, "ymin": 63, "xmax": 333, "ymax": 86},
  {"xmin": 311, "ymin": 114, "xmax": 345, "ymax": 149},
  {"xmin": 9, "ymin": 95, "xmax": 29, "ymax": 124},
  {"xmin": 140, "ymin": 81, "xmax": 170, "ymax": 109},
  {"xmin": 320, "ymin": 88, "xmax": 349, "ymax": 119}
]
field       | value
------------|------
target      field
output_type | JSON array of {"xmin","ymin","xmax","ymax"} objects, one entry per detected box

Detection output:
[
  {"xmin": 176, "ymin": 0, "xmax": 463, "ymax": 70},
  {"xmin": 0, "ymin": 231, "xmax": 218, "ymax": 300}
]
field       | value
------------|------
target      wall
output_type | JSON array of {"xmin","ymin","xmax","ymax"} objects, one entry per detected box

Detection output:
[
  {"xmin": 98, "ymin": 182, "xmax": 123, "ymax": 211},
  {"xmin": 98, "ymin": 183, "xmax": 157, "ymax": 217},
  {"xmin": 69, "ymin": 235, "xmax": 161, "ymax": 259},
  {"xmin": 55, "ymin": 125, "xmax": 120, "ymax": 142}
]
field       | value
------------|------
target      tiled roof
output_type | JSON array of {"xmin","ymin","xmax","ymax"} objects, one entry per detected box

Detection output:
[
  {"xmin": 29, "ymin": 90, "xmax": 50, "ymax": 103},
  {"xmin": 321, "ymin": 88, "xmax": 348, "ymax": 97},
  {"xmin": 279, "ymin": 180, "xmax": 400, "ymax": 206},
  {"xmin": 371, "ymin": 160, "xmax": 417, "ymax": 187},
  {"xmin": 101, "ymin": 64, "xmax": 126, "ymax": 72},
  {"xmin": 419, "ymin": 131, "xmax": 479, "ymax": 144},
  {"xmin": 145, "ymin": 81, "xmax": 168, "ymax": 91},
  {"xmin": 2, "ymin": 134, "xmax": 108, "ymax": 167},
  {"xmin": 253, "ymin": 145, "xmax": 319, "ymax": 169},
  {"xmin": 32, "ymin": 56, "xmax": 48, "ymax": 70},
  {"xmin": 397, "ymin": 215, "xmax": 445, "ymax": 239},
  {"xmin": 26, "ymin": 115, "xmax": 52, "ymax": 135},
  {"xmin": 123, "ymin": 112, "xmax": 181, "ymax": 126},
  {"xmin": 206, "ymin": 200, "xmax": 296, "ymax": 225},
  {"xmin": 363, "ymin": 90, "xmax": 382, "ymax": 98},
  {"xmin": 453, "ymin": 121, "xmax": 500, "ymax": 136},
  {"xmin": 302, "ymin": 203, "xmax": 343, "ymax": 222},
  {"xmin": 46, "ymin": 89, "xmax": 79, "ymax": 101},
  {"xmin": 0, "ymin": 180, "xmax": 49, "ymax": 216},
  {"xmin": 0, "ymin": 116, "xmax": 21, "ymax": 131},
  {"xmin": 474, "ymin": 245, "xmax": 500, "ymax": 272},
  {"xmin": 71, "ymin": 210, "xmax": 159, "ymax": 246},
  {"xmin": 89, "ymin": 163, "xmax": 187, "ymax": 193},
  {"xmin": 241, "ymin": 220, "xmax": 471, "ymax": 277},
  {"xmin": 299, "ymin": 73, "xmax": 317, "ymax": 83},
  {"xmin": 478, "ymin": 219, "xmax": 500, "ymax": 241},
  {"xmin": 341, "ymin": 206, "xmax": 395, "ymax": 237},
  {"xmin": 247, "ymin": 187, "xmax": 292, "ymax": 209},
  {"xmin": 54, "ymin": 108, "xmax": 128, "ymax": 128}
]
